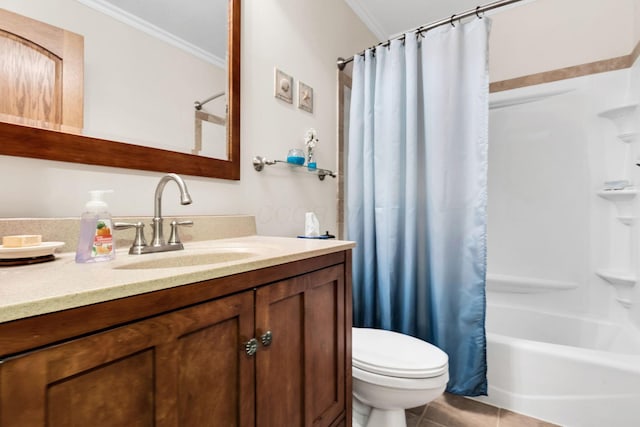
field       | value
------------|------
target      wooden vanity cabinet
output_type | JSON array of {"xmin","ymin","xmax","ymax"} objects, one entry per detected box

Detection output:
[
  {"xmin": 0, "ymin": 253, "xmax": 352, "ymax": 427},
  {"xmin": 256, "ymin": 264, "xmax": 346, "ymax": 427},
  {"xmin": 0, "ymin": 292, "xmax": 256, "ymax": 427}
]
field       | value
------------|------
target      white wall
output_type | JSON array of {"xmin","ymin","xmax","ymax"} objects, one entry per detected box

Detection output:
[{"xmin": 0, "ymin": 0, "xmax": 377, "ymax": 238}]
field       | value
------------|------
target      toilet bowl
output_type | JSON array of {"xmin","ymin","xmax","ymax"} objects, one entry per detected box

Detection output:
[{"xmin": 352, "ymin": 327, "xmax": 449, "ymax": 427}]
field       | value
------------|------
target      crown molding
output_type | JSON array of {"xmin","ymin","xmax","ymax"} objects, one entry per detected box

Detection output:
[
  {"xmin": 76, "ymin": 0, "xmax": 225, "ymax": 68},
  {"xmin": 343, "ymin": 0, "xmax": 387, "ymax": 41}
]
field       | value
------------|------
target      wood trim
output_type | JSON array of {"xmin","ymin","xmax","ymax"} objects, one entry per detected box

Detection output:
[
  {"xmin": 631, "ymin": 39, "xmax": 640, "ymax": 65},
  {"xmin": 337, "ymin": 72, "xmax": 352, "ymax": 241},
  {"xmin": 344, "ymin": 250, "xmax": 353, "ymax": 427},
  {"xmin": 0, "ymin": 120, "xmax": 239, "ymax": 178},
  {"xmin": 227, "ymin": 0, "xmax": 241, "ymax": 179},
  {"xmin": 196, "ymin": 110, "xmax": 226, "ymax": 126},
  {"xmin": 491, "ymin": 39, "xmax": 640, "ymax": 93},
  {"xmin": 0, "ymin": 251, "xmax": 347, "ymax": 357}
]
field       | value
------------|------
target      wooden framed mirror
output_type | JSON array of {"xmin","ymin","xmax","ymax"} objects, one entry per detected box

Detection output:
[{"xmin": 0, "ymin": 0, "xmax": 240, "ymax": 180}]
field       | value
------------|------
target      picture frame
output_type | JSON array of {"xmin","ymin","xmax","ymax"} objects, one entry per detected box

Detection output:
[
  {"xmin": 274, "ymin": 68, "xmax": 293, "ymax": 103},
  {"xmin": 298, "ymin": 81, "xmax": 313, "ymax": 113}
]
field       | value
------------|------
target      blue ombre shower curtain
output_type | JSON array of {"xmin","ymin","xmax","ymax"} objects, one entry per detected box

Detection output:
[{"xmin": 347, "ymin": 18, "xmax": 490, "ymax": 396}]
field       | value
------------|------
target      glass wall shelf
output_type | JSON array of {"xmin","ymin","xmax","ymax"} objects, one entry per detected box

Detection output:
[{"xmin": 253, "ymin": 156, "xmax": 336, "ymax": 181}]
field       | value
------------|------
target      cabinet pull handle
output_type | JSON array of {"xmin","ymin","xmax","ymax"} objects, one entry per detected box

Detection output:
[
  {"xmin": 260, "ymin": 330, "xmax": 273, "ymax": 347},
  {"xmin": 245, "ymin": 338, "xmax": 258, "ymax": 356}
]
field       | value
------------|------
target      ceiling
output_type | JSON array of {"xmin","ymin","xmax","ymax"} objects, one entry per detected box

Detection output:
[
  {"xmin": 85, "ymin": 0, "xmax": 534, "ymax": 66},
  {"xmin": 344, "ymin": 0, "xmax": 532, "ymax": 41},
  {"xmin": 80, "ymin": 0, "xmax": 228, "ymax": 65}
]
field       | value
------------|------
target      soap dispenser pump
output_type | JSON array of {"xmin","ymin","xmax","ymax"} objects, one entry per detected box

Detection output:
[{"xmin": 75, "ymin": 190, "xmax": 116, "ymax": 263}]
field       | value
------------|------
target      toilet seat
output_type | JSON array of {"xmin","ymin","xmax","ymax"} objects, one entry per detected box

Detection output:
[
  {"xmin": 352, "ymin": 328, "xmax": 448, "ymax": 379},
  {"xmin": 353, "ymin": 364, "xmax": 449, "ymax": 390}
]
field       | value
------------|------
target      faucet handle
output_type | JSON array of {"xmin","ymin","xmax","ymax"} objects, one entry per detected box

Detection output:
[
  {"xmin": 168, "ymin": 220, "xmax": 193, "ymax": 245},
  {"xmin": 114, "ymin": 222, "xmax": 148, "ymax": 254}
]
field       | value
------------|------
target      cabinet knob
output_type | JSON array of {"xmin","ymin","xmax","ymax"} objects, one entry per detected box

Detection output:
[
  {"xmin": 245, "ymin": 338, "xmax": 258, "ymax": 356},
  {"xmin": 260, "ymin": 330, "xmax": 273, "ymax": 347}
]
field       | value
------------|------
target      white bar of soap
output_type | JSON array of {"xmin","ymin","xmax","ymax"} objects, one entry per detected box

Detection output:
[{"xmin": 2, "ymin": 234, "xmax": 42, "ymax": 248}]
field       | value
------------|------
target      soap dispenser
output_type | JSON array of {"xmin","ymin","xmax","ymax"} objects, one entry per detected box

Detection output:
[{"xmin": 75, "ymin": 190, "xmax": 115, "ymax": 263}]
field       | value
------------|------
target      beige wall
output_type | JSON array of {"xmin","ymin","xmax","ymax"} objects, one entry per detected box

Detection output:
[
  {"xmin": 636, "ymin": 0, "xmax": 640, "ymax": 50},
  {"xmin": 489, "ymin": 0, "xmax": 638, "ymax": 82},
  {"xmin": 0, "ymin": 0, "xmax": 376, "ymax": 238}
]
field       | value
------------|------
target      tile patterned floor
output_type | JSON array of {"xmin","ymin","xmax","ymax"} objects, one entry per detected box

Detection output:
[{"xmin": 406, "ymin": 393, "xmax": 561, "ymax": 427}]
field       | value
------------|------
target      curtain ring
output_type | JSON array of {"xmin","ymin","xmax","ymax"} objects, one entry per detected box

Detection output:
[
  {"xmin": 476, "ymin": 6, "xmax": 483, "ymax": 18},
  {"xmin": 450, "ymin": 14, "xmax": 456, "ymax": 27}
]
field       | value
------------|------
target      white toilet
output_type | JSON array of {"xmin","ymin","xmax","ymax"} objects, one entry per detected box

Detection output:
[{"xmin": 352, "ymin": 327, "xmax": 449, "ymax": 427}]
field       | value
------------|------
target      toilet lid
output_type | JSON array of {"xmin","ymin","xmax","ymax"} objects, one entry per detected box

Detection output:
[{"xmin": 352, "ymin": 328, "xmax": 448, "ymax": 379}]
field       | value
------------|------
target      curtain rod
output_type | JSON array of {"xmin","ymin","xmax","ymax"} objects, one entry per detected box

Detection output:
[{"xmin": 337, "ymin": 0, "xmax": 525, "ymax": 70}]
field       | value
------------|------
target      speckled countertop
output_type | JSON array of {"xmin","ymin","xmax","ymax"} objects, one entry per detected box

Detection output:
[
  {"xmin": 0, "ymin": 235, "xmax": 354, "ymax": 323},
  {"xmin": 0, "ymin": 216, "xmax": 354, "ymax": 324}
]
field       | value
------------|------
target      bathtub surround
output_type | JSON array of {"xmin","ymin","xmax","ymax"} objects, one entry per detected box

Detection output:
[
  {"xmin": 347, "ymin": 19, "xmax": 491, "ymax": 396},
  {"xmin": 480, "ymin": 56, "xmax": 640, "ymax": 425}
]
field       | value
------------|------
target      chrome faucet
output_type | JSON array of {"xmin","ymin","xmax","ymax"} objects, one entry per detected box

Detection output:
[
  {"xmin": 115, "ymin": 173, "xmax": 193, "ymax": 255},
  {"xmin": 151, "ymin": 173, "xmax": 192, "ymax": 247}
]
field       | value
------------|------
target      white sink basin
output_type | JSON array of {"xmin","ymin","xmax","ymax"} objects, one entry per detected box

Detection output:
[{"xmin": 114, "ymin": 247, "xmax": 264, "ymax": 270}]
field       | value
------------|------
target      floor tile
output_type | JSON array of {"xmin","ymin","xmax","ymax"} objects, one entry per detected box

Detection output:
[
  {"xmin": 423, "ymin": 393, "xmax": 499, "ymax": 427},
  {"xmin": 419, "ymin": 420, "xmax": 449, "ymax": 427},
  {"xmin": 407, "ymin": 405, "xmax": 427, "ymax": 416},
  {"xmin": 406, "ymin": 411, "xmax": 423, "ymax": 427},
  {"xmin": 497, "ymin": 409, "xmax": 561, "ymax": 427}
]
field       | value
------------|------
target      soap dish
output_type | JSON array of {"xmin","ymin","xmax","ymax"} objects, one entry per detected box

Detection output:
[
  {"xmin": 0, "ymin": 254, "xmax": 56, "ymax": 267},
  {"xmin": 0, "ymin": 242, "xmax": 65, "ymax": 266}
]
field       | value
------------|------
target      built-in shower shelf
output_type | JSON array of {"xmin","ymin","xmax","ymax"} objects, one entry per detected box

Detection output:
[
  {"xmin": 596, "ymin": 270, "xmax": 636, "ymax": 287},
  {"xmin": 598, "ymin": 103, "xmax": 639, "ymax": 142},
  {"xmin": 486, "ymin": 273, "xmax": 578, "ymax": 293},
  {"xmin": 597, "ymin": 188, "xmax": 637, "ymax": 201},
  {"xmin": 597, "ymin": 188, "xmax": 637, "ymax": 225},
  {"xmin": 595, "ymin": 269, "xmax": 636, "ymax": 308},
  {"xmin": 618, "ymin": 131, "xmax": 639, "ymax": 144}
]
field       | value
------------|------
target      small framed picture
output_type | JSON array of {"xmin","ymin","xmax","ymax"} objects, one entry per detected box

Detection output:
[
  {"xmin": 274, "ymin": 68, "xmax": 293, "ymax": 103},
  {"xmin": 298, "ymin": 81, "xmax": 313, "ymax": 113}
]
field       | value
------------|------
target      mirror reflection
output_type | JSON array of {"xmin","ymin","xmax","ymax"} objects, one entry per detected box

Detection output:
[{"xmin": 1, "ymin": 0, "xmax": 230, "ymax": 161}]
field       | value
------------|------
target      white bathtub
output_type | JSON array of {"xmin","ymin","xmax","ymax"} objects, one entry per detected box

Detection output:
[{"xmin": 478, "ymin": 303, "xmax": 640, "ymax": 427}]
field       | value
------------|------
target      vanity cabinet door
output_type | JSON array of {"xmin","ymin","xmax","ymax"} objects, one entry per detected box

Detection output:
[
  {"xmin": 0, "ymin": 291, "xmax": 255, "ymax": 427},
  {"xmin": 255, "ymin": 264, "xmax": 347, "ymax": 427}
]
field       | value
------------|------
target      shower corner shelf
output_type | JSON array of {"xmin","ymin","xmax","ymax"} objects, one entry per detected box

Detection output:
[
  {"xmin": 253, "ymin": 156, "xmax": 336, "ymax": 181},
  {"xmin": 598, "ymin": 102, "xmax": 639, "ymax": 142},
  {"xmin": 597, "ymin": 188, "xmax": 637, "ymax": 225},
  {"xmin": 595, "ymin": 269, "xmax": 636, "ymax": 308}
]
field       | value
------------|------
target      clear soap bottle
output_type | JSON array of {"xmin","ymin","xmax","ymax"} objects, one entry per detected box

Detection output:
[{"xmin": 75, "ymin": 190, "xmax": 116, "ymax": 263}]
